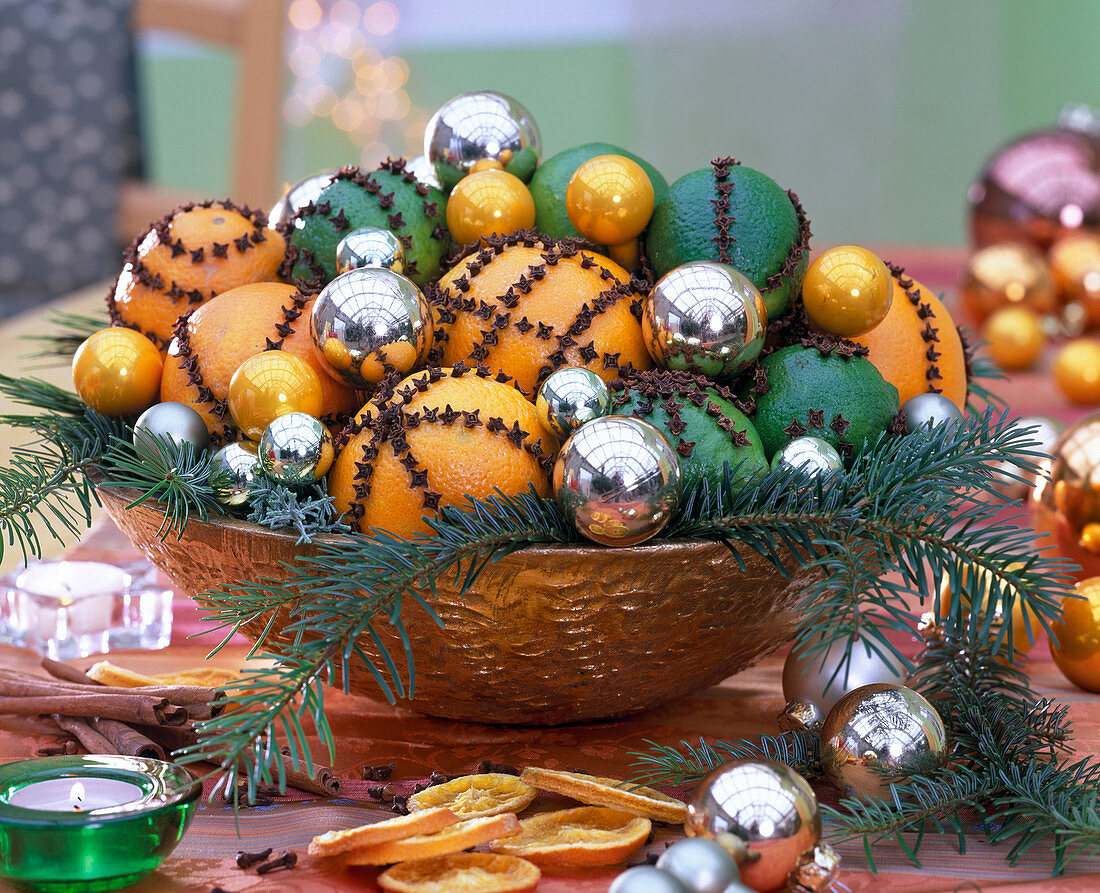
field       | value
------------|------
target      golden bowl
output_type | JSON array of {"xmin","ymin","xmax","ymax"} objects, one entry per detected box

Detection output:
[{"xmin": 95, "ymin": 483, "xmax": 815, "ymax": 725}]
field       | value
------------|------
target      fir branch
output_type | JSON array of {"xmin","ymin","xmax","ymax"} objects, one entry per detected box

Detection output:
[
  {"xmin": 0, "ymin": 373, "xmax": 88, "ymax": 416},
  {"xmin": 19, "ymin": 310, "xmax": 109, "ymax": 364},
  {"xmin": 245, "ymin": 480, "xmax": 341, "ymax": 544},
  {"xmin": 631, "ymin": 732, "xmax": 820, "ymax": 787}
]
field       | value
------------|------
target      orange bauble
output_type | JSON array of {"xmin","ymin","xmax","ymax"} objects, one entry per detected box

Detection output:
[
  {"xmin": 429, "ymin": 233, "xmax": 652, "ymax": 396},
  {"xmin": 108, "ymin": 201, "xmax": 286, "ymax": 349},
  {"xmin": 72, "ymin": 328, "xmax": 164, "ymax": 417},
  {"xmin": 1050, "ymin": 577, "xmax": 1100, "ymax": 692},
  {"xmin": 329, "ymin": 368, "xmax": 557, "ymax": 537},
  {"xmin": 852, "ymin": 266, "xmax": 968, "ymax": 410},
  {"xmin": 982, "ymin": 305, "xmax": 1045, "ymax": 371},
  {"xmin": 160, "ymin": 282, "xmax": 359, "ymax": 442},
  {"xmin": 1054, "ymin": 338, "xmax": 1100, "ymax": 404}
]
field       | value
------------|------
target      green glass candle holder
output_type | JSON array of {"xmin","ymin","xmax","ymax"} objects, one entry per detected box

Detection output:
[{"xmin": 0, "ymin": 756, "xmax": 201, "ymax": 892}]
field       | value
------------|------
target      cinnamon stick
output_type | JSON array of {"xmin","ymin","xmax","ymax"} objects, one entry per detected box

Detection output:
[
  {"xmin": 40, "ymin": 658, "xmax": 100, "ymax": 686},
  {"xmin": 91, "ymin": 719, "xmax": 165, "ymax": 760},
  {"xmin": 0, "ymin": 672, "xmax": 224, "ymax": 719},
  {"xmin": 54, "ymin": 716, "xmax": 116, "ymax": 755},
  {"xmin": 0, "ymin": 694, "xmax": 187, "ymax": 726},
  {"xmin": 279, "ymin": 751, "xmax": 340, "ymax": 797}
]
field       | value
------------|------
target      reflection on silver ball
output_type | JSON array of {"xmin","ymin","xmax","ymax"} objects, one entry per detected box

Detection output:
[
  {"xmin": 269, "ymin": 169, "xmax": 337, "ymax": 229},
  {"xmin": 133, "ymin": 401, "xmax": 209, "ymax": 461},
  {"xmin": 820, "ymin": 683, "xmax": 948, "ymax": 799},
  {"xmin": 770, "ymin": 436, "xmax": 843, "ymax": 477},
  {"xmin": 901, "ymin": 392, "xmax": 964, "ymax": 433},
  {"xmin": 553, "ymin": 416, "xmax": 682, "ymax": 547},
  {"xmin": 425, "ymin": 90, "xmax": 541, "ymax": 191},
  {"xmin": 686, "ymin": 760, "xmax": 820, "ymax": 893},
  {"xmin": 536, "ymin": 367, "xmax": 611, "ymax": 438},
  {"xmin": 655, "ymin": 838, "xmax": 740, "ymax": 893},
  {"xmin": 335, "ymin": 226, "xmax": 406, "ymax": 275},
  {"xmin": 310, "ymin": 268, "xmax": 432, "ymax": 388},
  {"xmin": 259, "ymin": 413, "xmax": 334, "ymax": 487},
  {"xmin": 643, "ymin": 262, "xmax": 767, "ymax": 379},
  {"xmin": 609, "ymin": 866, "xmax": 689, "ymax": 893},
  {"xmin": 210, "ymin": 440, "xmax": 261, "ymax": 506},
  {"xmin": 990, "ymin": 415, "xmax": 1063, "ymax": 500},
  {"xmin": 405, "ymin": 154, "xmax": 441, "ymax": 190}
]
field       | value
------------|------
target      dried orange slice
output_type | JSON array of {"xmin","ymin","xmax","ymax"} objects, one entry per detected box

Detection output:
[
  {"xmin": 519, "ymin": 767, "xmax": 686, "ymax": 823},
  {"xmin": 377, "ymin": 852, "xmax": 540, "ymax": 893},
  {"xmin": 408, "ymin": 774, "xmax": 537, "ymax": 819},
  {"xmin": 346, "ymin": 813, "xmax": 522, "ymax": 866},
  {"xmin": 489, "ymin": 806, "xmax": 650, "ymax": 867},
  {"xmin": 308, "ymin": 808, "xmax": 460, "ymax": 857}
]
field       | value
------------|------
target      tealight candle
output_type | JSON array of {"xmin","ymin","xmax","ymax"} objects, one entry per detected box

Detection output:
[{"xmin": 8, "ymin": 777, "xmax": 144, "ymax": 811}]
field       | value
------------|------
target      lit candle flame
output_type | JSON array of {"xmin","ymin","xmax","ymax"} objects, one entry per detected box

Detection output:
[{"xmin": 70, "ymin": 781, "xmax": 85, "ymax": 811}]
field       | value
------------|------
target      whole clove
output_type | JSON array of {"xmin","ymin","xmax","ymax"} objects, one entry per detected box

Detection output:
[
  {"xmin": 36, "ymin": 741, "xmax": 78, "ymax": 756},
  {"xmin": 476, "ymin": 759, "xmax": 519, "ymax": 776},
  {"xmin": 428, "ymin": 770, "xmax": 462, "ymax": 786},
  {"xmin": 235, "ymin": 848, "xmax": 272, "ymax": 869},
  {"xmin": 390, "ymin": 794, "xmax": 409, "ymax": 815},
  {"xmin": 362, "ymin": 762, "xmax": 395, "ymax": 782},
  {"xmin": 256, "ymin": 852, "xmax": 297, "ymax": 875},
  {"xmin": 367, "ymin": 782, "xmax": 395, "ymax": 801}
]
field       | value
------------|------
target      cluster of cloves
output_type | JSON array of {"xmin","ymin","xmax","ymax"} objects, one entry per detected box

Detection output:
[{"xmin": 234, "ymin": 847, "xmax": 297, "ymax": 874}]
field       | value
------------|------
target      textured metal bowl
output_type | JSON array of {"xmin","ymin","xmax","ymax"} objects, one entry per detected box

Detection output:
[{"xmin": 95, "ymin": 482, "xmax": 815, "ymax": 725}]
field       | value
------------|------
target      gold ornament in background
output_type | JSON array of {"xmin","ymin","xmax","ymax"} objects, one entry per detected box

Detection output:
[
  {"xmin": 1050, "ymin": 232, "xmax": 1100, "ymax": 327},
  {"xmin": 960, "ymin": 243, "xmax": 1057, "ymax": 326},
  {"xmin": 1050, "ymin": 576, "xmax": 1100, "ymax": 692},
  {"xmin": 800, "ymin": 246, "xmax": 893, "ymax": 337},
  {"xmin": 981, "ymin": 305, "xmax": 1046, "ymax": 371},
  {"xmin": 1054, "ymin": 338, "xmax": 1100, "ymax": 404},
  {"xmin": 72, "ymin": 328, "xmax": 164, "ymax": 418},
  {"xmin": 938, "ymin": 562, "xmax": 1039, "ymax": 655},
  {"xmin": 445, "ymin": 169, "xmax": 536, "ymax": 246}
]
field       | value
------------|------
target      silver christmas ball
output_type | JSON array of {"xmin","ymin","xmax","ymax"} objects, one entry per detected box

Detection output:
[
  {"xmin": 310, "ymin": 267, "xmax": 432, "ymax": 388},
  {"xmin": 269, "ymin": 169, "xmax": 337, "ymax": 229},
  {"xmin": 610, "ymin": 866, "xmax": 689, "ymax": 893},
  {"xmin": 335, "ymin": 226, "xmax": 406, "ymax": 275},
  {"xmin": 210, "ymin": 440, "xmax": 261, "ymax": 506},
  {"xmin": 655, "ymin": 838, "xmax": 741, "ymax": 893},
  {"xmin": 686, "ymin": 760, "xmax": 820, "ymax": 893},
  {"xmin": 133, "ymin": 401, "xmax": 210, "ymax": 461},
  {"xmin": 901, "ymin": 392, "xmax": 964, "ymax": 433},
  {"xmin": 779, "ymin": 636, "xmax": 907, "ymax": 733},
  {"xmin": 553, "ymin": 416, "xmax": 682, "ymax": 547},
  {"xmin": 989, "ymin": 414, "xmax": 1063, "ymax": 500},
  {"xmin": 425, "ymin": 90, "xmax": 541, "ymax": 191},
  {"xmin": 820, "ymin": 683, "xmax": 948, "ymax": 799},
  {"xmin": 769, "ymin": 436, "xmax": 843, "ymax": 477},
  {"xmin": 405, "ymin": 154, "xmax": 441, "ymax": 190},
  {"xmin": 535, "ymin": 366, "xmax": 612, "ymax": 438},
  {"xmin": 259, "ymin": 413, "xmax": 334, "ymax": 487},
  {"xmin": 642, "ymin": 262, "xmax": 767, "ymax": 379}
]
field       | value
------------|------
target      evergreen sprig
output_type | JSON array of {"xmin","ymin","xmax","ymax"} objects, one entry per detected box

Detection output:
[
  {"xmin": 245, "ymin": 481, "xmax": 342, "ymax": 544},
  {"xmin": 19, "ymin": 310, "xmax": 109, "ymax": 365}
]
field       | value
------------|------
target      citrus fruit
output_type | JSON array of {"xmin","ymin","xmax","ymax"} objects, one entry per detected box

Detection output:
[
  {"xmin": 407, "ymin": 774, "xmax": 537, "ymax": 820},
  {"xmin": 378, "ymin": 853, "xmax": 540, "ymax": 893},
  {"xmin": 643, "ymin": 159, "xmax": 811, "ymax": 319},
  {"xmin": 430, "ymin": 232, "xmax": 651, "ymax": 396},
  {"xmin": 610, "ymin": 369, "xmax": 768, "ymax": 493},
  {"xmin": 530, "ymin": 142, "xmax": 668, "ymax": 242},
  {"xmin": 108, "ymin": 200, "xmax": 285, "ymax": 349},
  {"xmin": 345, "ymin": 813, "xmax": 522, "ymax": 866},
  {"xmin": 851, "ymin": 265, "xmax": 968, "ymax": 411},
  {"xmin": 1055, "ymin": 338, "xmax": 1100, "ymax": 403},
  {"xmin": 159, "ymin": 282, "xmax": 359, "ymax": 443},
  {"xmin": 518, "ymin": 768, "xmax": 686, "ymax": 823},
  {"xmin": 744, "ymin": 342, "xmax": 900, "ymax": 461},
  {"xmin": 309, "ymin": 808, "xmax": 460, "ymax": 857},
  {"xmin": 488, "ymin": 806, "xmax": 650, "ymax": 868},
  {"xmin": 328, "ymin": 367, "xmax": 557, "ymax": 537},
  {"xmin": 72, "ymin": 327, "xmax": 164, "ymax": 417},
  {"xmin": 287, "ymin": 159, "xmax": 449, "ymax": 289}
]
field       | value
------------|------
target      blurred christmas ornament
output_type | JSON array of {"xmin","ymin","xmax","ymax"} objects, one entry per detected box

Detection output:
[
  {"xmin": 227, "ymin": 350, "xmax": 324, "ymax": 441},
  {"xmin": 536, "ymin": 366, "xmax": 611, "ymax": 438},
  {"xmin": 685, "ymin": 759, "xmax": 819, "ymax": 893},
  {"xmin": 609, "ymin": 866, "xmax": 689, "ymax": 893},
  {"xmin": 335, "ymin": 226, "xmax": 406, "ymax": 275},
  {"xmin": 310, "ymin": 268, "xmax": 432, "ymax": 389},
  {"xmin": 779, "ymin": 636, "xmax": 907, "ymax": 733},
  {"xmin": 968, "ymin": 104, "xmax": 1100, "ymax": 251},
  {"xmin": 982, "ymin": 305, "xmax": 1046, "ymax": 371},
  {"xmin": 960, "ymin": 243, "xmax": 1057, "ymax": 326},
  {"xmin": 133, "ymin": 401, "xmax": 210, "ymax": 461},
  {"xmin": 210, "ymin": 440, "xmax": 261, "ymax": 507},
  {"xmin": 786, "ymin": 844, "xmax": 841, "ymax": 893},
  {"xmin": 1054, "ymin": 338, "xmax": 1100, "ymax": 403},
  {"xmin": 901, "ymin": 392, "xmax": 964, "ymax": 433},
  {"xmin": 566, "ymin": 154, "xmax": 655, "ymax": 251},
  {"xmin": 800, "ymin": 246, "xmax": 893, "ymax": 337},
  {"xmin": 820, "ymin": 683, "xmax": 948, "ymax": 798},
  {"xmin": 643, "ymin": 262, "xmax": 767, "ymax": 379},
  {"xmin": 1050, "ymin": 232, "xmax": 1100, "ymax": 326},
  {"xmin": 259, "ymin": 412, "xmax": 334, "ymax": 486},
  {"xmin": 553, "ymin": 415, "xmax": 682, "ymax": 546},
  {"xmin": 445, "ymin": 169, "xmax": 536, "ymax": 245},
  {"xmin": 405, "ymin": 154, "xmax": 441, "ymax": 190},
  {"xmin": 939, "ymin": 561, "xmax": 1039, "ymax": 656},
  {"xmin": 72, "ymin": 328, "xmax": 164, "ymax": 417},
  {"xmin": 269, "ymin": 169, "xmax": 337, "ymax": 229},
  {"xmin": 769, "ymin": 436, "xmax": 843, "ymax": 478},
  {"xmin": 655, "ymin": 838, "xmax": 741, "ymax": 893},
  {"xmin": 1050, "ymin": 576, "xmax": 1100, "ymax": 691},
  {"xmin": 425, "ymin": 90, "xmax": 541, "ymax": 192}
]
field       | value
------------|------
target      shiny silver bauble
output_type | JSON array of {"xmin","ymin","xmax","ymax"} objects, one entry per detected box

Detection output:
[
  {"xmin": 210, "ymin": 440, "xmax": 261, "ymax": 507},
  {"xmin": 335, "ymin": 226, "xmax": 406, "ymax": 275},
  {"xmin": 901, "ymin": 392, "xmax": 964, "ymax": 433},
  {"xmin": 258, "ymin": 413, "xmax": 334, "ymax": 487},
  {"xmin": 609, "ymin": 866, "xmax": 689, "ymax": 893},
  {"xmin": 820, "ymin": 683, "xmax": 948, "ymax": 799},
  {"xmin": 535, "ymin": 366, "xmax": 612, "ymax": 438},
  {"xmin": 655, "ymin": 838, "xmax": 741, "ymax": 893},
  {"xmin": 989, "ymin": 414, "xmax": 1062, "ymax": 500},
  {"xmin": 404, "ymin": 154, "xmax": 441, "ymax": 190},
  {"xmin": 269, "ymin": 169, "xmax": 337, "ymax": 229},
  {"xmin": 769, "ymin": 436, "xmax": 843, "ymax": 478},
  {"xmin": 425, "ymin": 90, "xmax": 541, "ymax": 191},
  {"xmin": 310, "ymin": 267, "xmax": 432, "ymax": 389},
  {"xmin": 642, "ymin": 262, "xmax": 767, "ymax": 379},
  {"xmin": 132, "ymin": 401, "xmax": 210, "ymax": 461},
  {"xmin": 553, "ymin": 416, "xmax": 682, "ymax": 547}
]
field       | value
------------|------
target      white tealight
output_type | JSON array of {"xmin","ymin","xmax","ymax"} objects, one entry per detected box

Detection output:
[{"xmin": 9, "ymin": 777, "xmax": 144, "ymax": 812}]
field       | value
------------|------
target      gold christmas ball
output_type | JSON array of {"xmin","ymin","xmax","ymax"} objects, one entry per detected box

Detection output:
[
  {"xmin": 566, "ymin": 154, "xmax": 655, "ymax": 247},
  {"xmin": 800, "ymin": 246, "xmax": 893, "ymax": 337},
  {"xmin": 227, "ymin": 350, "xmax": 324, "ymax": 441},
  {"xmin": 939, "ymin": 561, "xmax": 1040, "ymax": 655},
  {"xmin": 1050, "ymin": 576, "xmax": 1100, "ymax": 691},
  {"xmin": 1050, "ymin": 232, "xmax": 1100, "ymax": 327},
  {"xmin": 981, "ymin": 305, "xmax": 1046, "ymax": 371},
  {"xmin": 72, "ymin": 327, "xmax": 164, "ymax": 417},
  {"xmin": 445, "ymin": 169, "xmax": 535, "ymax": 246},
  {"xmin": 1055, "ymin": 338, "xmax": 1100, "ymax": 403},
  {"xmin": 960, "ymin": 243, "xmax": 1057, "ymax": 325}
]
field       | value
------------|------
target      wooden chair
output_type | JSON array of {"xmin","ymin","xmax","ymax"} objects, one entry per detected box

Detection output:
[{"xmin": 116, "ymin": 0, "xmax": 284, "ymax": 240}]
